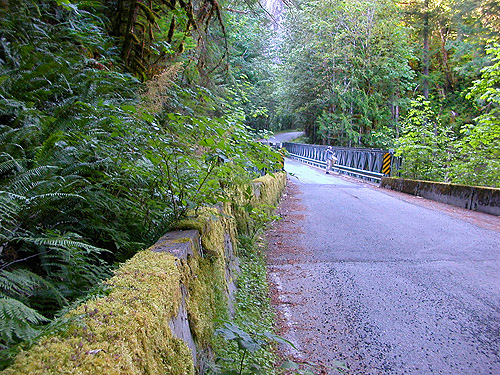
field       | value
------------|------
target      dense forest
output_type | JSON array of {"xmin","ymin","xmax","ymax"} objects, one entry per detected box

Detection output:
[
  {"xmin": 265, "ymin": 0, "xmax": 499, "ymax": 187},
  {"xmin": 0, "ymin": 0, "xmax": 498, "ymax": 368}
]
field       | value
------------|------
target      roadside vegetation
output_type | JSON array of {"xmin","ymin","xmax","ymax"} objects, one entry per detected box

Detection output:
[
  {"xmin": 0, "ymin": 0, "xmax": 281, "ymax": 367},
  {"xmin": 212, "ymin": 231, "xmax": 279, "ymax": 375}
]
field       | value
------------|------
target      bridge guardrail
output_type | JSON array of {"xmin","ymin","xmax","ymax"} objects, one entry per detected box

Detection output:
[{"xmin": 282, "ymin": 142, "xmax": 400, "ymax": 183}]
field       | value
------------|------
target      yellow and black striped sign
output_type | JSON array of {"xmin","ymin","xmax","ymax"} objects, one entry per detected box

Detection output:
[{"xmin": 382, "ymin": 153, "xmax": 392, "ymax": 175}]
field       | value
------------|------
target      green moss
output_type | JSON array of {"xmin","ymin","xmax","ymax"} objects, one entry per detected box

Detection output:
[
  {"xmin": 184, "ymin": 256, "xmax": 228, "ymax": 347},
  {"xmin": 174, "ymin": 206, "xmax": 237, "ymax": 350},
  {"xmin": 176, "ymin": 205, "xmax": 237, "ymax": 259},
  {"xmin": 1, "ymin": 251, "xmax": 195, "ymax": 375},
  {"xmin": 230, "ymin": 173, "xmax": 287, "ymax": 235}
]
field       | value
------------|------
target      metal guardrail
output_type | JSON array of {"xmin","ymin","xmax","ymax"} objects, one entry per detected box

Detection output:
[{"xmin": 282, "ymin": 142, "xmax": 400, "ymax": 183}]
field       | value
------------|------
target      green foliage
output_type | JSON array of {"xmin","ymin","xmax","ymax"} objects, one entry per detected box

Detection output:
[
  {"xmin": 247, "ymin": 204, "xmax": 282, "ymax": 240},
  {"xmin": 265, "ymin": 0, "xmax": 498, "ymax": 187},
  {"xmin": 224, "ymin": 6, "xmax": 278, "ymax": 131},
  {"xmin": 449, "ymin": 44, "xmax": 500, "ymax": 187},
  {"xmin": 0, "ymin": 0, "xmax": 282, "ymax": 367},
  {"xmin": 211, "ymin": 229, "xmax": 277, "ymax": 375},
  {"xmin": 395, "ymin": 97, "xmax": 452, "ymax": 180},
  {"xmin": 275, "ymin": 0, "xmax": 415, "ymax": 145},
  {"xmin": 396, "ymin": 44, "xmax": 499, "ymax": 187},
  {"xmin": 106, "ymin": 0, "xmax": 225, "ymax": 79},
  {"xmin": 215, "ymin": 320, "xmax": 269, "ymax": 375},
  {"xmin": 0, "ymin": 269, "xmax": 51, "ymax": 348}
]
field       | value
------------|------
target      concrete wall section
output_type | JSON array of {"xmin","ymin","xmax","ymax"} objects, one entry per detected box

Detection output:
[{"xmin": 381, "ymin": 177, "xmax": 500, "ymax": 216}]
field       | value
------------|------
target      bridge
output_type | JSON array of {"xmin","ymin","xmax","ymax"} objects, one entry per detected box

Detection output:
[
  {"xmin": 277, "ymin": 141, "xmax": 499, "ymax": 216},
  {"xmin": 282, "ymin": 142, "xmax": 397, "ymax": 182},
  {"xmin": 261, "ymin": 132, "xmax": 398, "ymax": 182}
]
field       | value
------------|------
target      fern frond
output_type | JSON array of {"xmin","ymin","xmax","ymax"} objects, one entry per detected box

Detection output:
[
  {"xmin": 0, "ymin": 194, "xmax": 20, "ymax": 228},
  {"xmin": 0, "ymin": 269, "xmax": 66, "ymax": 306},
  {"xmin": 16, "ymin": 235, "xmax": 107, "ymax": 255},
  {"xmin": 5, "ymin": 166, "xmax": 59, "ymax": 194},
  {"xmin": 0, "ymin": 297, "xmax": 48, "ymax": 345},
  {"xmin": 0, "ymin": 270, "xmax": 37, "ymax": 297},
  {"xmin": 0, "ymin": 126, "xmax": 21, "ymax": 145},
  {"xmin": 2, "ymin": 124, "xmax": 41, "ymax": 150},
  {"xmin": 0, "ymin": 190, "xmax": 27, "ymax": 202},
  {"xmin": 33, "ymin": 130, "xmax": 66, "ymax": 165},
  {"xmin": 0, "ymin": 156, "xmax": 23, "ymax": 177},
  {"xmin": 0, "ymin": 297, "xmax": 48, "ymax": 325},
  {"xmin": 25, "ymin": 192, "xmax": 85, "ymax": 206},
  {"xmin": 60, "ymin": 159, "xmax": 109, "ymax": 177}
]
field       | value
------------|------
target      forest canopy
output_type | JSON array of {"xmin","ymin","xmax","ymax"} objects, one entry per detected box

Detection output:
[{"xmin": 270, "ymin": 0, "xmax": 499, "ymax": 187}]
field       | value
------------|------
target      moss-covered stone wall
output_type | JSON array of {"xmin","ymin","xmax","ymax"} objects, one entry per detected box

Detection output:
[
  {"xmin": 231, "ymin": 173, "xmax": 287, "ymax": 234},
  {"xmin": 1, "ymin": 173, "xmax": 286, "ymax": 375}
]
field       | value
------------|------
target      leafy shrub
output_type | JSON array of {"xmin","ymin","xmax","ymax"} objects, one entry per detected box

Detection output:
[
  {"xmin": 395, "ymin": 97, "xmax": 452, "ymax": 181},
  {"xmin": 449, "ymin": 44, "xmax": 500, "ymax": 188}
]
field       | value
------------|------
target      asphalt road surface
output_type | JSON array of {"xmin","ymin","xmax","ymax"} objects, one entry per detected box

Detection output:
[
  {"xmin": 267, "ymin": 158, "xmax": 500, "ymax": 375},
  {"xmin": 260, "ymin": 131, "xmax": 304, "ymax": 144}
]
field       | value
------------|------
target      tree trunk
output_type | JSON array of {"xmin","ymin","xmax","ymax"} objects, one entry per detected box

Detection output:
[
  {"xmin": 422, "ymin": 0, "xmax": 430, "ymax": 99},
  {"xmin": 439, "ymin": 26, "xmax": 455, "ymax": 92}
]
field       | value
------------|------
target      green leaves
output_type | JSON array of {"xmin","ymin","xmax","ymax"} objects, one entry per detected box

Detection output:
[
  {"xmin": 396, "ymin": 96, "xmax": 452, "ymax": 181},
  {"xmin": 0, "ymin": 0, "xmax": 283, "ymax": 369},
  {"xmin": 448, "ymin": 44, "xmax": 500, "ymax": 187},
  {"xmin": 276, "ymin": 0, "xmax": 415, "ymax": 145},
  {"xmin": 0, "ymin": 297, "xmax": 49, "ymax": 343},
  {"xmin": 216, "ymin": 321, "xmax": 265, "ymax": 354}
]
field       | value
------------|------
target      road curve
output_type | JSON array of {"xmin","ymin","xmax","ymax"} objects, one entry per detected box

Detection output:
[
  {"xmin": 259, "ymin": 131, "xmax": 304, "ymax": 144},
  {"xmin": 267, "ymin": 158, "xmax": 500, "ymax": 375}
]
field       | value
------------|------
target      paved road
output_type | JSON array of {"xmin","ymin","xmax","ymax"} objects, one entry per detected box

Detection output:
[
  {"xmin": 260, "ymin": 131, "xmax": 304, "ymax": 144},
  {"xmin": 267, "ymin": 158, "xmax": 500, "ymax": 375}
]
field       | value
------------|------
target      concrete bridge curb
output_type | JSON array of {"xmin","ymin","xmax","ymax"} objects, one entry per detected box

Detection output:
[{"xmin": 381, "ymin": 177, "xmax": 500, "ymax": 216}]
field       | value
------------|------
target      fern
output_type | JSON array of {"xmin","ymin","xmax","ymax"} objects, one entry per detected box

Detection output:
[
  {"xmin": 18, "ymin": 235, "xmax": 107, "ymax": 255},
  {"xmin": 0, "ymin": 1, "xmax": 281, "ymax": 368},
  {"xmin": 24, "ymin": 192, "xmax": 85, "ymax": 206},
  {"xmin": 0, "ymin": 268, "xmax": 54, "ymax": 351},
  {"xmin": 2, "ymin": 166, "xmax": 59, "ymax": 193},
  {"xmin": 0, "ymin": 297, "xmax": 48, "ymax": 345},
  {"xmin": 0, "ymin": 269, "xmax": 66, "ymax": 306},
  {"xmin": 0, "ymin": 155, "xmax": 22, "ymax": 177},
  {"xmin": 0, "ymin": 194, "xmax": 19, "ymax": 231},
  {"xmin": 0, "ymin": 270, "xmax": 39, "ymax": 298}
]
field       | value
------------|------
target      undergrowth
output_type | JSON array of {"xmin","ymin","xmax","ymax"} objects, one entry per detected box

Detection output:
[
  {"xmin": 210, "ymin": 204, "xmax": 286, "ymax": 375},
  {"xmin": 211, "ymin": 231, "xmax": 279, "ymax": 375}
]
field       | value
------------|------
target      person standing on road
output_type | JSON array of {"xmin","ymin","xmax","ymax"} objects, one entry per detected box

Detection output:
[{"xmin": 325, "ymin": 146, "xmax": 337, "ymax": 174}]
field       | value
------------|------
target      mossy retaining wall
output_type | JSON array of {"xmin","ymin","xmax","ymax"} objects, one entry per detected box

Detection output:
[
  {"xmin": 2, "ymin": 173, "xmax": 287, "ymax": 375},
  {"xmin": 381, "ymin": 177, "xmax": 500, "ymax": 216}
]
